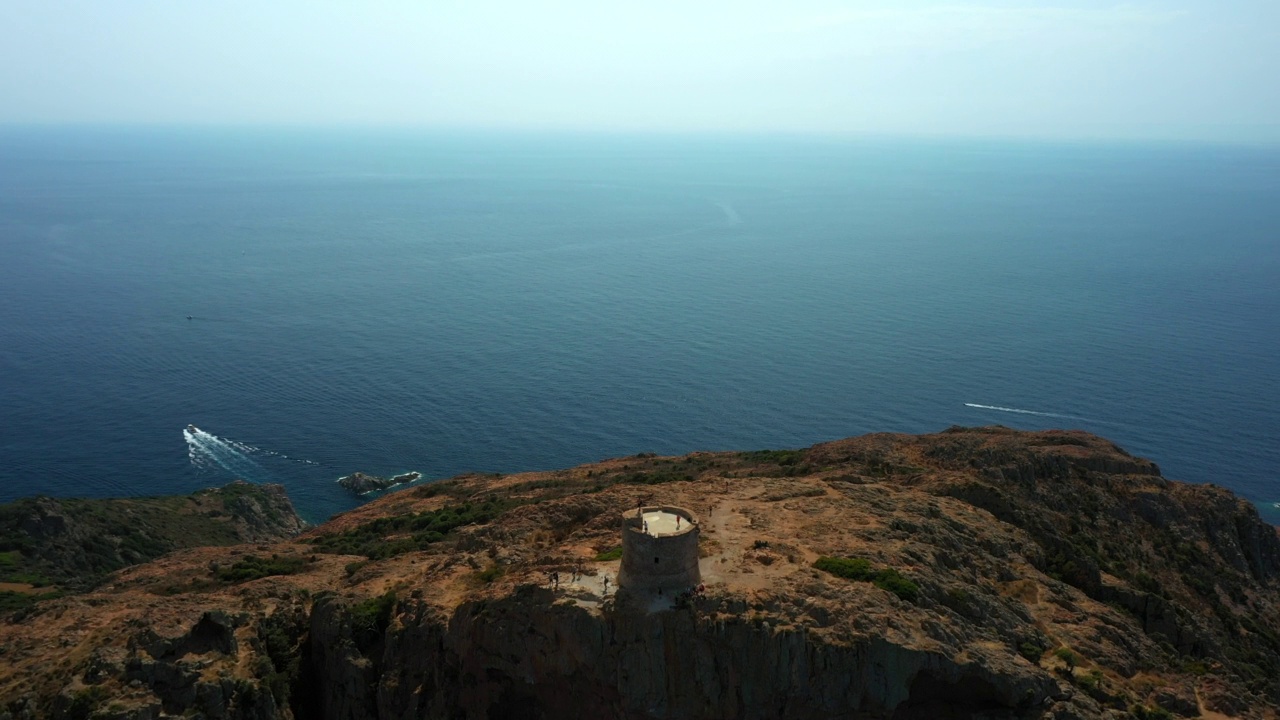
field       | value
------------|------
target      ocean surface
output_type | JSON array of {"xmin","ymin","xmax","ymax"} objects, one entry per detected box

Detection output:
[{"xmin": 1, "ymin": 128, "xmax": 1277, "ymax": 525}]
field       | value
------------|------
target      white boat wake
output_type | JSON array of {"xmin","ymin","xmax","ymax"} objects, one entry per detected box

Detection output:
[
  {"xmin": 964, "ymin": 403, "xmax": 1089, "ymax": 421},
  {"xmin": 715, "ymin": 201, "xmax": 742, "ymax": 225},
  {"xmin": 184, "ymin": 425, "xmax": 320, "ymax": 481}
]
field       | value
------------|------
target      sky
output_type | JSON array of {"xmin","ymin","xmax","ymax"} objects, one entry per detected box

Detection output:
[{"xmin": 1, "ymin": 1, "xmax": 1277, "ymax": 142}]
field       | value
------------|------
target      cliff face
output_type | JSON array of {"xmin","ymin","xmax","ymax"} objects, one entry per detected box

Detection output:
[
  {"xmin": 311, "ymin": 588, "xmax": 1056, "ymax": 720},
  {"xmin": 1, "ymin": 429, "xmax": 1278, "ymax": 720}
]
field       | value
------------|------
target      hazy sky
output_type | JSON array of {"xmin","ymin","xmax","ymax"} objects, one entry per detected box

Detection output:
[{"xmin": 2, "ymin": 1, "xmax": 1277, "ymax": 142}]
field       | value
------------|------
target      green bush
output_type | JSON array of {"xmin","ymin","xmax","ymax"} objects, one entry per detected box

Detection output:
[
  {"xmin": 1133, "ymin": 571, "xmax": 1162, "ymax": 595},
  {"xmin": 872, "ymin": 569, "xmax": 920, "ymax": 603},
  {"xmin": 594, "ymin": 547, "xmax": 623, "ymax": 561},
  {"xmin": 813, "ymin": 557, "xmax": 874, "ymax": 581},
  {"xmin": 309, "ymin": 500, "xmax": 509, "ymax": 559},
  {"xmin": 0, "ymin": 589, "xmax": 63, "ymax": 615},
  {"xmin": 618, "ymin": 470, "xmax": 693, "ymax": 486},
  {"xmin": 1018, "ymin": 641, "xmax": 1044, "ymax": 662},
  {"xmin": 478, "ymin": 564, "xmax": 506, "ymax": 584},
  {"xmin": 739, "ymin": 449, "xmax": 806, "ymax": 466},
  {"xmin": 1077, "ymin": 669, "xmax": 1104, "ymax": 694},
  {"xmin": 350, "ymin": 592, "xmax": 396, "ymax": 655},
  {"xmin": 64, "ymin": 686, "xmax": 107, "ymax": 720},
  {"xmin": 256, "ymin": 610, "xmax": 305, "ymax": 707},
  {"xmin": 813, "ymin": 557, "xmax": 920, "ymax": 603},
  {"xmin": 214, "ymin": 554, "xmax": 309, "ymax": 583},
  {"xmin": 1054, "ymin": 647, "xmax": 1080, "ymax": 669}
]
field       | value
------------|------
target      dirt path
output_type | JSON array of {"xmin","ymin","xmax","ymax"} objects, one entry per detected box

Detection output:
[{"xmin": 0, "ymin": 582, "xmax": 43, "ymax": 595}]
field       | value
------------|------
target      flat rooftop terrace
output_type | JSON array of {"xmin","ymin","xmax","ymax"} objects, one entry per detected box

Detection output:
[{"xmin": 640, "ymin": 509, "xmax": 688, "ymax": 536}]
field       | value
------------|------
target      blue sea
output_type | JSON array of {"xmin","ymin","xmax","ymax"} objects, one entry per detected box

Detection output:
[{"xmin": 1, "ymin": 128, "xmax": 1277, "ymax": 525}]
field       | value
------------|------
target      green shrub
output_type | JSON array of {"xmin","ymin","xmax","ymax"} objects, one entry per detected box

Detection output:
[
  {"xmin": 478, "ymin": 564, "xmax": 506, "ymax": 584},
  {"xmin": 1133, "ymin": 571, "xmax": 1162, "ymax": 595},
  {"xmin": 309, "ymin": 500, "xmax": 510, "ymax": 559},
  {"xmin": 872, "ymin": 569, "xmax": 920, "ymax": 603},
  {"xmin": 1054, "ymin": 647, "xmax": 1080, "ymax": 669},
  {"xmin": 1077, "ymin": 669, "xmax": 1104, "ymax": 694},
  {"xmin": 813, "ymin": 557, "xmax": 919, "ymax": 603},
  {"xmin": 64, "ymin": 686, "xmax": 107, "ymax": 720},
  {"xmin": 0, "ymin": 589, "xmax": 61, "ymax": 609},
  {"xmin": 618, "ymin": 470, "xmax": 694, "ymax": 486},
  {"xmin": 594, "ymin": 547, "xmax": 623, "ymax": 561},
  {"xmin": 1018, "ymin": 641, "xmax": 1044, "ymax": 662},
  {"xmin": 214, "ymin": 554, "xmax": 309, "ymax": 583},
  {"xmin": 256, "ymin": 610, "xmax": 305, "ymax": 707},
  {"xmin": 350, "ymin": 592, "xmax": 396, "ymax": 655},
  {"xmin": 813, "ymin": 557, "xmax": 874, "ymax": 581},
  {"xmin": 739, "ymin": 449, "xmax": 806, "ymax": 466}
]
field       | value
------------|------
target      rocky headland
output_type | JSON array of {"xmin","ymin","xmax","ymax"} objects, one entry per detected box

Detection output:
[
  {"xmin": 0, "ymin": 480, "xmax": 305, "ymax": 602},
  {"xmin": 1, "ymin": 427, "xmax": 1278, "ymax": 719}
]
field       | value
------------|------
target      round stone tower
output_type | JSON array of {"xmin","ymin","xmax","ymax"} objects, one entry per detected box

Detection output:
[{"xmin": 617, "ymin": 505, "xmax": 700, "ymax": 593}]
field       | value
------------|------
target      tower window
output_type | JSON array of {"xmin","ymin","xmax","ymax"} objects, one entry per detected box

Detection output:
[{"xmin": 654, "ymin": 557, "xmax": 660, "ymax": 564}]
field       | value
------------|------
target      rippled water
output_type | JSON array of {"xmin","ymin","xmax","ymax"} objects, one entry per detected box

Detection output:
[{"xmin": 1, "ymin": 129, "xmax": 1277, "ymax": 524}]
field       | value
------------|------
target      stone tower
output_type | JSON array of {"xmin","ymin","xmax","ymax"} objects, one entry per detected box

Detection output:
[{"xmin": 617, "ymin": 505, "xmax": 700, "ymax": 593}]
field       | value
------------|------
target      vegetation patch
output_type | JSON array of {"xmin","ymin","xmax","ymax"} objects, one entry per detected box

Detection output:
[
  {"xmin": 0, "ymin": 589, "xmax": 62, "ymax": 615},
  {"xmin": 813, "ymin": 556, "xmax": 920, "ymax": 602},
  {"xmin": 255, "ymin": 607, "xmax": 308, "ymax": 709},
  {"xmin": 350, "ymin": 592, "xmax": 397, "ymax": 655},
  {"xmin": 615, "ymin": 470, "xmax": 694, "ymax": 486},
  {"xmin": 1053, "ymin": 647, "xmax": 1081, "ymax": 670},
  {"xmin": 594, "ymin": 547, "xmax": 623, "ymax": 561},
  {"xmin": 215, "ymin": 554, "xmax": 311, "ymax": 583},
  {"xmin": 63, "ymin": 685, "xmax": 108, "ymax": 720},
  {"xmin": 739, "ymin": 449, "xmax": 806, "ymax": 466},
  {"xmin": 308, "ymin": 499, "xmax": 510, "ymax": 560},
  {"xmin": 0, "ymin": 483, "xmax": 296, "ymax": 592},
  {"xmin": 1018, "ymin": 640, "xmax": 1045, "ymax": 663},
  {"xmin": 477, "ymin": 564, "xmax": 506, "ymax": 584}
]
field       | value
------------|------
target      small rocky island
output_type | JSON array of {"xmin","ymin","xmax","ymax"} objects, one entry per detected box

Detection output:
[
  {"xmin": 335, "ymin": 471, "xmax": 421, "ymax": 495},
  {"xmin": 1, "ymin": 427, "xmax": 1278, "ymax": 719}
]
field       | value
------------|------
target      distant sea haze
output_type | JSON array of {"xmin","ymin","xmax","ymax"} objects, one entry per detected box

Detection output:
[{"xmin": 0, "ymin": 128, "xmax": 1276, "ymax": 525}]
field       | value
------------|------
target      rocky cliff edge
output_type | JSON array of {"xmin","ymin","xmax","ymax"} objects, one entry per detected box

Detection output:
[{"xmin": 1, "ymin": 428, "xmax": 1277, "ymax": 720}]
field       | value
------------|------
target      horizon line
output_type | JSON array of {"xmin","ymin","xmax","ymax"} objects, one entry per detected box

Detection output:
[{"xmin": 1, "ymin": 122, "xmax": 1278, "ymax": 150}]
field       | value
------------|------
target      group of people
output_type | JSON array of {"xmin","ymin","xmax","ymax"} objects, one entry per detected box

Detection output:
[{"xmin": 547, "ymin": 562, "xmax": 600, "ymax": 594}]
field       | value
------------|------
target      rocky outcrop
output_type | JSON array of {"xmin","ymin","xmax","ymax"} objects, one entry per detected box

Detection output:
[
  {"xmin": 218, "ymin": 483, "xmax": 307, "ymax": 542},
  {"xmin": 336, "ymin": 473, "xmax": 420, "ymax": 496}
]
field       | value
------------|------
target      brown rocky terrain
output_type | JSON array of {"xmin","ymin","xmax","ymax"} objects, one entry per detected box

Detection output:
[{"xmin": 1, "ymin": 427, "xmax": 1278, "ymax": 719}]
